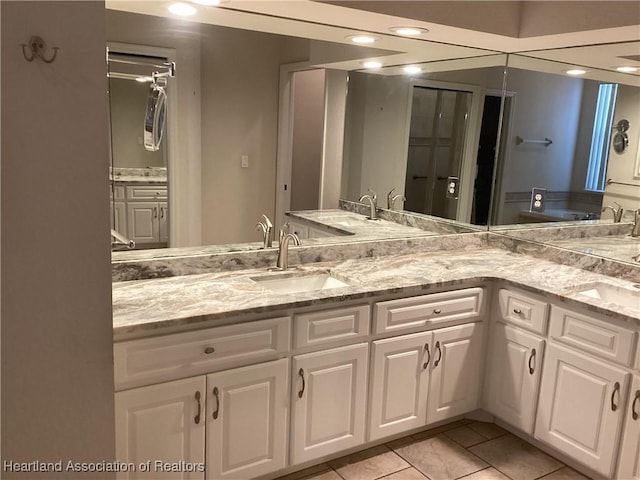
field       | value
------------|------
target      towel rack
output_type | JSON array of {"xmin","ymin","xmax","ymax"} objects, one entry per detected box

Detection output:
[
  {"xmin": 515, "ymin": 136, "xmax": 553, "ymax": 147},
  {"xmin": 606, "ymin": 178, "xmax": 640, "ymax": 188}
]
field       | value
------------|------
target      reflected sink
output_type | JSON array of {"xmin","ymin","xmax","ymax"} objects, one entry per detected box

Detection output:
[
  {"xmin": 573, "ymin": 282, "xmax": 640, "ymax": 311},
  {"xmin": 250, "ymin": 271, "xmax": 351, "ymax": 294}
]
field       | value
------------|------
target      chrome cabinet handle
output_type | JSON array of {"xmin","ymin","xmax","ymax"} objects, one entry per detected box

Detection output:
[
  {"xmin": 434, "ymin": 341, "xmax": 442, "ymax": 367},
  {"xmin": 433, "ymin": 308, "xmax": 442, "ymax": 315},
  {"xmin": 298, "ymin": 368, "xmax": 305, "ymax": 399},
  {"xmin": 633, "ymin": 390, "xmax": 640, "ymax": 420},
  {"xmin": 528, "ymin": 348, "xmax": 536, "ymax": 375},
  {"xmin": 611, "ymin": 382, "xmax": 621, "ymax": 412},
  {"xmin": 160, "ymin": 207, "xmax": 165, "ymax": 219},
  {"xmin": 423, "ymin": 343, "xmax": 431, "ymax": 370},
  {"xmin": 513, "ymin": 308, "xmax": 522, "ymax": 315},
  {"xmin": 204, "ymin": 346, "xmax": 215, "ymax": 355},
  {"xmin": 212, "ymin": 387, "xmax": 220, "ymax": 420},
  {"xmin": 194, "ymin": 391, "xmax": 201, "ymax": 424}
]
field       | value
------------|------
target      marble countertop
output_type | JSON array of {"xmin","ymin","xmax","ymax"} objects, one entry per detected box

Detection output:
[
  {"xmin": 112, "ymin": 246, "xmax": 640, "ymax": 341},
  {"xmin": 111, "ymin": 175, "xmax": 167, "ymax": 184},
  {"xmin": 546, "ymin": 234, "xmax": 640, "ymax": 264}
]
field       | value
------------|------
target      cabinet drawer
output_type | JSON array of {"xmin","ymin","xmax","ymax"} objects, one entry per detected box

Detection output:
[
  {"xmin": 549, "ymin": 306, "xmax": 636, "ymax": 366},
  {"xmin": 374, "ymin": 288, "xmax": 484, "ymax": 334},
  {"xmin": 114, "ymin": 317, "xmax": 291, "ymax": 390},
  {"xmin": 294, "ymin": 305, "xmax": 370, "ymax": 348},
  {"xmin": 112, "ymin": 185, "xmax": 125, "ymax": 201},
  {"xmin": 126, "ymin": 185, "xmax": 167, "ymax": 200},
  {"xmin": 498, "ymin": 289, "xmax": 549, "ymax": 335}
]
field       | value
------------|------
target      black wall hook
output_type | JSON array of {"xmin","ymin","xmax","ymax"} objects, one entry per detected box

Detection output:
[{"xmin": 21, "ymin": 36, "xmax": 59, "ymax": 63}]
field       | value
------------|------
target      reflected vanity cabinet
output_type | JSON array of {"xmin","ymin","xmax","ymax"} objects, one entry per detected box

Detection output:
[
  {"xmin": 113, "ymin": 285, "xmax": 489, "ymax": 479},
  {"xmin": 111, "ymin": 183, "xmax": 168, "ymax": 246}
]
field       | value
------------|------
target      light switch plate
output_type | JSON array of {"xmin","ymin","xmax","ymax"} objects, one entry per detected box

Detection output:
[{"xmin": 241, "ymin": 155, "xmax": 249, "ymax": 168}]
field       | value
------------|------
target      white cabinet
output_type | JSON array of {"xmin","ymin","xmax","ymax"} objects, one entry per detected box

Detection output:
[
  {"xmin": 291, "ymin": 343, "xmax": 368, "ymax": 464},
  {"xmin": 535, "ymin": 342, "xmax": 629, "ymax": 477},
  {"xmin": 485, "ymin": 322, "xmax": 545, "ymax": 434},
  {"xmin": 115, "ymin": 376, "xmax": 206, "ymax": 480},
  {"xmin": 127, "ymin": 201, "xmax": 168, "ymax": 245},
  {"xmin": 617, "ymin": 375, "xmax": 640, "ymax": 479},
  {"xmin": 206, "ymin": 359, "xmax": 289, "ymax": 480},
  {"xmin": 427, "ymin": 322, "xmax": 484, "ymax": 423},
  {"xmin": 369, "ymin": 331, "xmax": 432, "ymax": 441}
]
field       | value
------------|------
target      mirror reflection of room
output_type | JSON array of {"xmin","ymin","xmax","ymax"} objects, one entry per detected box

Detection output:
[{"xmin": 108, "ymin": 51, "xmax": 171, "ymax": 250}]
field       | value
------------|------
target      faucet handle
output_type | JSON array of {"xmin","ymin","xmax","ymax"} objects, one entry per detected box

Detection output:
[{"xmin": 368, "ymin": 189, "xmax": 378, "ymax": 203}]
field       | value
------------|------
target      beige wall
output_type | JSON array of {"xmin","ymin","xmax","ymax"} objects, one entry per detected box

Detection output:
[{"xmin": 1, "ymin": 1, "xmax": 115, "ymax": 475}]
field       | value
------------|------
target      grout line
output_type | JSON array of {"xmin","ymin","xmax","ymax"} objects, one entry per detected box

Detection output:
[
  {"xmin": 532, "ymin": 465, "xmax": 566, "ymax": 480},
  {"xmin": 453, "ymin": 466, "xmax": 495, "ymax": 480}
]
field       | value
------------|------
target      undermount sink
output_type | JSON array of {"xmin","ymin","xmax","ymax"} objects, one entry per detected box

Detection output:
[
  {"xmin": 572, "ymin": 282, "xmax": 640, "ymax": 311},
  {"xmin": 250, "ymin": 271, "xmax": 351, "ymax": 294}
]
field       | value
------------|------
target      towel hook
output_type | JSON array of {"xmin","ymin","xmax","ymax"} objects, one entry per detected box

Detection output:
[{"xmin": 21, "ymin": 36, "xmax": 59, "ymax": 63}]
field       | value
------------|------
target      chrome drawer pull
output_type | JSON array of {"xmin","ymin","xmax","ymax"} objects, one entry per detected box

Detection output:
[
  {"xmin": 204, "ymin": 346, "xmax": 215, "ymax": 355},
  {"xmin": 194, "ymin": 391, "xmax": 202, "ymax": 424},
  {"xmin": 513, "ymin": 308, "xmax": 522, "ymax": 315},
  {"xmin": 212, "ymin": 387, "xmax": 220, "ymax": 420},
  {"xmin": 528, "ymin": 348, "xmax": 536, "ymax": 375},
  {"xmin": 423, "ymin": 343, "xmax": 431, "ymax": 370},
  {"xmin": 611, "ymin": 382, "xmax": 621, "ymax": 412},
  {"xmin": 434, "ymin": 341, "xmax": 442, "ymax": 367},
  {"xmin": 433, "ymin": 308, "xmax": 442, "ymax": 315},
  {"xmin": 298, "ymin": 368, "xmax": 306, "ymax": 399},
  {"xmin": 633, "ymin": 390, "xmax": 640, "ymax": 420}
]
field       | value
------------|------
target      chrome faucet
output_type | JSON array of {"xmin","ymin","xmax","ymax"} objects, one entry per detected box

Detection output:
[
  {"xmin": 358, "ymin": 189, "xmax": 378, "ymax": 220},
  {"xmin": 632, "ymin": 209, "xmax": 640, "ymax": 237},
  {"xmin": 276, "ymin": 230, "xmax": 300, "ymax": 270},
  {"xmin": 255, "ymin": 214, "xmax": 273, "ymax": 248},
  {"xmin": 387, "ymin": 188, "xmax": 406, "ymax": 210},
  {"xmin": 602, "ymin": 202, "xmax": 624, "ymax": 223}
]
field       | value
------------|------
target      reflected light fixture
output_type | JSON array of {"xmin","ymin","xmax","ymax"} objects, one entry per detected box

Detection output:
[
  {"xmin": 168, "ymin": 2, "xmax": 197, "ymax": 15},
  {"xmin": 616, "ymin": 66, "xmax": 638, "ymax": 73},
  {"xmin": 403, "ymin": 65, "xmax": 422, "ymax": 75},
  {"xmin": 363, "ymin": 61, "xmax": 382, "ymax": 69},
  {"xmin": 136, "ymin": 76, "xmax": 153, "ymax": 83},
  {"xmin": 391, "ymin": 27, "xmax": 428, "ymax": 36},
  {"xmin": 564, "ymin": 69, "xmax": 587, "ymax": 75},
  {"xmin": 348, "ymin": 35, "xmax": 378, "ymax": 44}
]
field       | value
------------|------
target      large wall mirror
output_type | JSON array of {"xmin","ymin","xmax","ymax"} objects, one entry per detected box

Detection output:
[
  {"xmin": 105, "ymin": 2, "xmax": 502, "ymax": 255},
  {"xmin": 491, "ymin": 42, "xmax": 640, "ymax": 229}
]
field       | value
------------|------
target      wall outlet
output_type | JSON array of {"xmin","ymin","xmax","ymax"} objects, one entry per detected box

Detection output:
[
  {"xmin": 530, "ymin": 187, "xmax": 547, "ymax": 212},
  {"xmin": 241, "ymin": 155, "xmax": 249, "ymax": 168}
]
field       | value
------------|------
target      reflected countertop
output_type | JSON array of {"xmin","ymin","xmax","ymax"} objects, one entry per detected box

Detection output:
[{"xmin": 112, "ymin": 246, "xmax": 640, "ymax": 341}]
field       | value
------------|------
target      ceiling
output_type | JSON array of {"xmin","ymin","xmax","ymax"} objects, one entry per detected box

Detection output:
[{"xmin": 106, "ymin": 0, "xmax": 640, "ymax": 76}]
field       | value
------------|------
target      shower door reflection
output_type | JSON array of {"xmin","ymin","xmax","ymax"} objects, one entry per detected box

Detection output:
[{"xmin": 404, "ymin": 86, "xmax": 472, "ymax": 220}]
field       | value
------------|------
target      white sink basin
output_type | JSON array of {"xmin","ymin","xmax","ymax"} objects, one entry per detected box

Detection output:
[
  {"xmin": 250, "ymin": 272, "xmax": 351, "ymax": 294},
  {"xmin": 573, "ymin": 282, "xmax": 640, "ymax": 311}
]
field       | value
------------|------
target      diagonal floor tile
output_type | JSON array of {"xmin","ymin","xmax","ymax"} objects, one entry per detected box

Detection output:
[
  {"xmin": 274, "ymin": 464, "xmax": 336, "ymax": 480},
  {"xmin": 443, "ymin": 425, "xmax": 488, "ymax": 448},
  {"xmin": 412, "ymin": 421, "xmax": 464, "ymax": 441},
  {"xmin": 379, "ymin": 467, "xmax": 429, "ymax": 479},
  {"xmin": 460, "ymin": 467, "xmax": 511, "ymax": 479},
  {"xmin": 466, "ymin": 422, "xmax": 508, "ymax": 440},
  {"xmin": 329, "ymin": 445, "xmax": 409, "ymax": 480},
  {"xmin": 538, "ymin": 467, "xmax": 590, "ymax": 479},
  {"xmin": 395, "ymin": 434, "xmax": 488, "ymax": 480},
  {"xmin": 469, "ymin": 434, "xmax": 563, "ymax": 480}
]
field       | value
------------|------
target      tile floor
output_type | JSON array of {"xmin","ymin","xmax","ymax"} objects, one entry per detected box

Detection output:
[{"xmin": 276, "ymin": 421, "xmax": 590, "ymax": 480}]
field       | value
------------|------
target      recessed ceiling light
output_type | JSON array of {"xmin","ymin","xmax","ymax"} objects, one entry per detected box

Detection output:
[
  {"xmin": 564, "ymin": 69, "xmax": 587, "ymax": 76},
  {"xmin": 616, "ymin": 66, "xmax": 638, "ymax": 73},
  {"xmin": 168, "ymin": 2, "xmax": 197, "ymax": 16},
  {"xmin": 348, "ymin": 35, "xmax": 378, "ymax": 44},
  {"xmin": 363, "ymin": 61, "xmax": 382, "ymax": 69},
  {"xmin": 403, "ymin": 65, "xmax": 422, "ymax": 75},
  {"xmin": 390, "ymin": 27, "xmax": 428, "ymax": 36},
  {"xmin": 191, "ymin": 0, "xmax": 222, "ymax": 5}
]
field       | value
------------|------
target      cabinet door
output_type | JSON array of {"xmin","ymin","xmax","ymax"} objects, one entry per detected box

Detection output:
[
  {"xmin": 127, "ymin": 202, "xmax": 159, "ymax": 243},
  {"xmin": 291, "ymin": 343, "xmax": 368, "ymax": 465},
  {"xmin": 113, "ymin": 201, "xmax": 127, "ymax": 236},
  {"xmin": 369, "ymin": 331, "xmax": 432, "ymax": 441},
  {"xmin": 535, "ymin": 342, "xmax": 629, "ymax": 477},
  {"xmin": 115, "ymin": 376, "xmax": 206, "ymax": 480},
  {"xmin": 427, "ymin": 322, "xmax": 484, "ymax": 424},
  {"xmin": 618, "ymin": 375, "xmax": 640, "ymax": 479},
  {"xmin": 485, "ymin": 322, "xmax": 545, "ymax": 434},
  {"xmin": 206, "ymin": 359, "xmax": 289, "ymax": 479},
  {"xmin": 159, "ymin": 202, "xmax": 169, "ymax": 243}
]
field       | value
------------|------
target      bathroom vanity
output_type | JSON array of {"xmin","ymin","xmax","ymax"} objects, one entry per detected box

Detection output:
[{"xmin": 111, "ymin": 218, "xmax": 640, "ymax": 480}]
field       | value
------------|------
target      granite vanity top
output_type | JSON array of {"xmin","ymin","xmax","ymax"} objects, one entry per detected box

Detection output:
[
  {"xmin": 112, "ymin": 247, "xmax": 640, "ymax": 341},
  {"xmin": 112, "ymin": 176, "xmax": 167, "ymax": 184},
  {"xmin": 546, "ymin": 234, "xmax": 640, "ymax": 264}
]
